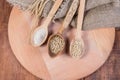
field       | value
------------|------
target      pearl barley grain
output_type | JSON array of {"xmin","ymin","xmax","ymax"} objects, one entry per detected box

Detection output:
[
  {"xmin": 70, "ymin": 39, "xmax": 85, "ymax": 58},
  {"xmin": 49, "ymin": 35, "xmax": 65, "ymax": 54}
]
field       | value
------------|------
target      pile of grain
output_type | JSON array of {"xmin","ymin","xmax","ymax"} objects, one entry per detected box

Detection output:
[
  {"xmin": 70, "ymin": 39, "xmax": 85, "ymax": 58},
  {"xmin": 49, "ymin": 35, "xmax": 65, "ymax": 54}
]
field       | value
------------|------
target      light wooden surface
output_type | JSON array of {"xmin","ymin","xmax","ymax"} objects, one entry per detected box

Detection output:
[
  {"xmin": 8, "ymin": 6, "xmax": 115, "ymax": 80},
  {"xmin": 0, "ymin": 0, "xmax": 120, "ymax": 80}
]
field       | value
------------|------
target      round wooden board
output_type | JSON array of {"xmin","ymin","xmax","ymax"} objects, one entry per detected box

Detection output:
[{"xmin": 8, "ymin": 7, "xmax": 115, "ymax": 80}]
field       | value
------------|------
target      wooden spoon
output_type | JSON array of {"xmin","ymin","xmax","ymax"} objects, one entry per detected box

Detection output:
[
  {"xmin": 48, "ymin": 0, "xmax": 79, "ymax": 57},
  {"xmin": 70, "ymin": 0, "xmax": 86, "ymax": 58},
  {"xmin": 31, "ymin": 0, "xmax": 63, "ymax": 47}
]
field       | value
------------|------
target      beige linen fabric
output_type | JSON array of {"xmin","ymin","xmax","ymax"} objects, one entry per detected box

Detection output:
[{"xmin": 7, "ymin": 0, "xmax": 120, "ymax": 30}]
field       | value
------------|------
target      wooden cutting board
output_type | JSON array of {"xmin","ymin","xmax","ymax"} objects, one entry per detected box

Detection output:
[{"xmin": 8, "ymin": 7, "xmax": 115, "ymax": 80}]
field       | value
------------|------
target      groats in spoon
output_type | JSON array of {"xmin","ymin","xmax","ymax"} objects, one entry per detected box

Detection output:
[
  {"xmin": 48, "ymin": 0, "xmax": 79, "ymax": 57},
  {"xmin": 31, "ymin": 0, "xmax": 63, "ymax": 47},
  {"xmin": 70, "ymin": 0, "xmax": 86, "ymax": 58}
]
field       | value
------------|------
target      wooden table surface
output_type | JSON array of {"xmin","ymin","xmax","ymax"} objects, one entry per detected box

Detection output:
[{"xmin": 0, "ymin": 0, "xmax": 120, "ymax": 80}]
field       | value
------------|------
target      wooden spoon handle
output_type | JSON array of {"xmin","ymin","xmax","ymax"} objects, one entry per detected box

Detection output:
[
  {"xmin": 77, "ymin": 0, "xmax": 86, "ymax": 33},
  {"xmin": 44, "ymin": 0, "xmax": 63, "ymax": 27},
  {"xmin": 59, "ymin": 0, "xmax": 79, "ymax": 34}
]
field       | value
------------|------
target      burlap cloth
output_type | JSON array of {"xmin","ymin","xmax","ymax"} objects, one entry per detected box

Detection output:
[{"xmin": 7, "ymin": 0, "xmax": 120, "ymax": 30}]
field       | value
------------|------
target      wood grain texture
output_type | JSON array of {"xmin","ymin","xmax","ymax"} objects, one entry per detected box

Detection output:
[
  {"xmin": 0, "ymin": 0, "xmax": 120, "ymax": 80},
  {"xmin": 8, "ymin": 6, "xmax": 115, "ymax": 79}
]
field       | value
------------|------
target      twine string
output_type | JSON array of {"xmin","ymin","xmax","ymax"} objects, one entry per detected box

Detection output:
[{"xmin": 27, "ymin": 0, "xmax": 56, "ymax": 29}]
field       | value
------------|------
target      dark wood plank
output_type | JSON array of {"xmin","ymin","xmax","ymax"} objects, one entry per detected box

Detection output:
[
  {"xmin": 113, "ymin": 31, "xmax": 120, "ymax": 50},
  {"xmin": 0, "ymin": 29, "xmax": 40, "ymax": 80},
  {"xmin": 0, "ymin": 0, "xmax": 120, "ymax": 80},
  {"xmin": 0, "ymin": 0, "xmax": 40, "ymax": 80},
  {"xmin": 85, "ymin": 50, "xmax": 120, "ymax": 80}
]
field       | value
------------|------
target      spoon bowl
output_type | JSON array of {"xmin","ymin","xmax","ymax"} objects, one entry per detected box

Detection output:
[
  {"xmin": 70, "ymin": 38, "xmax": 86, "ymax": 58},
  {"xmin": 31, "ymin": 26, "xmax": 48, "ymax": 47},
  {"xmin": 48, "ymin": 33, "xmax": 65, "ymax": 57}
]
